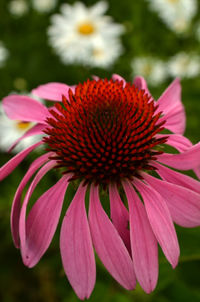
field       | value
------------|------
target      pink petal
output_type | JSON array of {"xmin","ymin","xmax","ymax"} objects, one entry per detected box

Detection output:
[
  {"xmin": 133, "ymin": 76, "xmax": 151, "ymax": 95},
  {"xmin": 8, "ymin": 123, "xmax": 45, "ymax": 153},
  {"xmin": 157, "ymin": 78, "xmax": 185, "ymax": 134},
  {"xmin": 2, "ymin": 95, "xmax": 50, "ymax": 123},
  {"xmin": 157, "ymin": 134, "xmax": 192, "ymax": 152},
  {"xmin": 0, "ymin": 141, "xmax": 43, "ymax": 181},
  {"xmin": 123, "ymin": 181, "xmax": 158, "ymax": 293},
  {"xmin": 134, "ymin": 179, "xmax": 180, "ymax": 268},
  {"xmin": 19, "ymin": 160, "xmax": 58, "ymax": 267},
  {"xmin": 157, "ymin": 142, "xmax": 200, "ymax": 172},
  {"xmin": 89, "ymin": 184, "xmax": 136, "ymax": 290},
  {"xmin": 144, "ymin": 173, "xmax": 200, "ymax": 228},
  {"xmin": 32, "ymin": 82, "xmax": 75, "ymax": 102},
  {"xmin": 112, "ymin": 74, "xmax": 126, "ymax": 86},
  {"xmin": 159, "ymin": 108, "xmax": 186, "ymax": 135},
  {"xmin": 157, "ymin": 135, "xmax": 200, "ymax": 179},
  {"xmin": 109, "ymin": 183, "xmax": 131, "ymax": 253},
  {"xmin": 153, "ymin": 162, "xmax": 200, "ymax": 194},
  {"xmin": 60, "ymin": 183, "xmax": 96, "ymax": 300},
  {"xmin": 11, "ymin": 153, "xmax": 52, "ymax": 248}
]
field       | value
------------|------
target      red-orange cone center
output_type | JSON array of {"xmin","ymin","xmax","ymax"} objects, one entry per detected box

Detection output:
[{"xmin": 44, "ymin": 79, "xmax": 167, "ymax": 186}]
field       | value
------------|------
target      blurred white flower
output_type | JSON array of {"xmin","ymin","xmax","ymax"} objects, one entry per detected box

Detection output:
[
  {"xmin": 8, "ymin": 0, "xmax": 29, "ymax": 17},
  {"xmin": 0, "ymin": 104, "xmax": 37, "ymax": 153},
  {"xmin": 131, "ymin": 56, "xmax": 167, "ymax": 86},
  {"xmin": 195, "ymin": 22, "xmax": 200, "ymax": 41},
  {"xmin": 146, "ymin": 0, "xmax": 197, "ymax": 34},
  {"xmin": 167, "ymin": 52, "xmax": 200, "ymax": 78},
  {"xmin": 48, "ymin": 1, "xmax": 124, "ymax": 67},
  {"xmin": 32, "ymin": 0, "xmax": 57, "ymax": 13},
  {"xmin": 0, "ymin": 42, "xmax": 9, "ymax": 68},
  {"xmin": 86, "ymin": 39, "xmax": 123, "ymax": 68}
]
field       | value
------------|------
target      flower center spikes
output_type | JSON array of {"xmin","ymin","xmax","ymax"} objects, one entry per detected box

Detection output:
[
  {"xmin": 77, "ymin": 22, "xmax": 95, "ymax": 35},
  {"xmin": 44, "ymin": 79, "xmax": 166, "ymax": 186}
]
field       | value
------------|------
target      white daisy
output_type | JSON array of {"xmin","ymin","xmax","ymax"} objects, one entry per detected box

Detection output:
[
  {"xmin": 48, "ymin": 1, "xmax": 125, "ymax": 67},
  {"xmin": 0, "ymin": 42, "xmax": 9, "ymax": 68},
  {"xmin": 8, "ymin": 0, "xmax": 29, "ymax": 17},
  {"xmin": 86, "ymin": 38, "xmax": 123, "ymax": 68},
  {"xmin": 131, "ymin": 56, "xmax": 167, "ymax": 86},
  {"xmin": 167, "ymin": 52, "xmax": 200, "ymax": 78},
  {"xmin": 32, "ymin": 0, "xmax": 57, "ymax": 13},
  {"xmin": 146, "ymin": 0, "xmax": 198, "ymax": 34},
  {"xmin": 0, "ymin": 94, "xmax": 43, "ymax": 153}
]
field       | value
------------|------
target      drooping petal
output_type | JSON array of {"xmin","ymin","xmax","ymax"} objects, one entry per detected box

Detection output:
[
  {"xmin": 157, "ymin": 142, "xmax": 200, "ymax": 173},
  {"xmin": 134, "ymin": 179, "xmax": 180, "ymax": 268},
  {"xmin": 0, "ymin": 141, "xmax": 43, "ymax": 181},
  {"xmin": 8, "ymin": 123, "xmax": 45, "ymax": 153},
  {"xmin": 123, "ymin": 181, "xmax": 158, "ymax": 293},
  {"xmin": 11, "ymin": 153, "xmax": 52, "ymax": 248},
  {"xmin": 109, "ymin": 183, "xmax": 131, "ymax": 253},
  {"xmin": 60, "ymin": 183, "xmax": 96, "ymax": 300},
  {"xmin": 32, "ymin": 82, "xmax": 75, "ymax": 102},
  {"xmin": 157, "ymin": 78, "xmax": 185, "ymax": 134},
  {"xmin": 153, "ymin": 162, "xmax": 200, "ymax": 194},
  {"xmin": 19, "ymin": 160, "xmax": 58, "ymax": 267},
  {"xmin": 144, "ymin": 173, "xmax": 200, "ymax": 228},
  {"xmin": 89, "ymin": 184, "xmax": 136, "ymax": 290},
  {"xmin": 133, "ymin": 76, "xmax": 150, "ymax": 95},
  {"xmin": 157, "ymin": 134, "xmax": 192, "ymax": 152},
  {"xmin": 2, "ymin": 95, "xmax": 50, "ymax": 123}
]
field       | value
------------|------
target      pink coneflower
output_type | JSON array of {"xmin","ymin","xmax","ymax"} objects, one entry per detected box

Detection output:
[{"xmin": 1, "ymin": 75, "xmax": 200, "ymax": 299}]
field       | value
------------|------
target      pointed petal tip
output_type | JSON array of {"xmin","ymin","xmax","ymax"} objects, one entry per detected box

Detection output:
[
  {"xmin": 122, "ymin": 181, "xmax": 158, "ymax": 294},
  {"xmin": 89, "ymin": 184, "xmax": 136, "ymax": 291},
  {"xmin": 171, "ymin": 253, "xmax": 180, "ymax": 269},
  {"xmin": 60, "ymin": 183, "xmax": 96, "ymax": 301}
]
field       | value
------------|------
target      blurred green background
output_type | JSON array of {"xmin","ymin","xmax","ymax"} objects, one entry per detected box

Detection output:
[{"xmin": 0, "ymin": 0, "xmax": 200, "ymax": 301}]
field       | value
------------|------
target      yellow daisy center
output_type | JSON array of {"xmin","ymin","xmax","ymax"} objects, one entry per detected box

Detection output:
[
  {"xmin": 16, "ymin": 121, "xmax": 31, "ymax": 131},
  {"xmin": 77, "ymin": 22, "xmax": 95, "ymax": 35},
  {"xmin": 142, "ymin": 63, "xmax": 153, "ymax": 76}
]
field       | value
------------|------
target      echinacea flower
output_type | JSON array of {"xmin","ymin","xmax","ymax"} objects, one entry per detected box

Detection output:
[
  {"xmin": 1, "ymin": 75, "xmax": 200, "ymax": 299},
  {"xmin": 146, "ymin": 0, "xmax": 197, "ymax": 34},
  {"xmin": 48, "ymin": 1, "xmax": 124, "ymax": 67}
]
